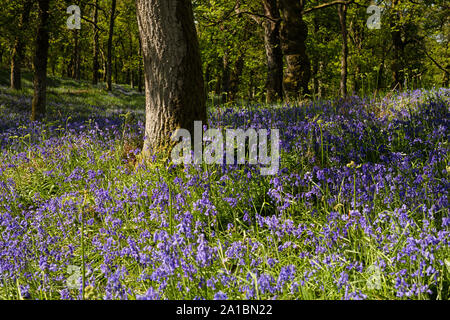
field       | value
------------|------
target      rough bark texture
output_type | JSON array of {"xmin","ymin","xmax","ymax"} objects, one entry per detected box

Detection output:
[
  {"xmin": 31, "ymin": 0, "xmax": 50, "ymax": 121},
  {"xmin": 277, "ymin": 0, "xmax": 311, "ymax": 98},
  {"xmin": 106, "ymin": 0, "xmax": 117, "ymax": 91},
  {"xmin": 338, "ymin": 3, "xmax": 348, "ymax": 97},
  {"xmin": 262, "ymin": 0, "xmax": 283, "ymax": 102},
  {"xmin": 136, "ymin": 0, "xmax": 206, "ymax": 154},
  {"xmin": 10, "ymin": 0, "xmax": 32, "ymax": 90},
  {"xmin": 92, "ymin": 0, "xmax": 100, "ymax": 85}
]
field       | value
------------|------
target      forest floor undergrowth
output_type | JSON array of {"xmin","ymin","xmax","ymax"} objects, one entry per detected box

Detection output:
[{"xmin": 0, "ymin": 74, "xmax": 449, "ymax": 300}]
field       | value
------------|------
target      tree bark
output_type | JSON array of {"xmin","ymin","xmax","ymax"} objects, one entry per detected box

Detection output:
[
  {"xmin": 138, "ymin": 35, "xmax": 143, "ymax": 92},
  {"xmin": 106, "ymin": 0, "xmax": 117, "ymax": 91},
  {"xmin": 338, "ymin": 3, "xmax": 348, "ymax": 98},
  {"xmin": 129, "ymin": 30, "xmax": 134, "ymax": 88},
  {"xmin": 221, "ymin": 52, "xmax": 231, "ymax": 103},
  {"xmin": 262, "ymin": 0, "xmax": 283, "ymax": 103},
  {"xmin": 72, "ymin": 29, "xmax": 81, "ymax": 80},
  {"xmin": 10, "ymin": 0, "xmax": 32, "ymax": 90},
  {"xmin": 31, "ymin": 0, "xmax": 50, "ymax": 121},
  {"xmin": 390, "ymin": 0, "xmax": 405, "ymax": 90},
  {"xmin": 92, "ymin": 0, "xmax": 100, "ymax": 85},
  {"xmin": 136, "ymin": 0, "xmax": 206, "ymax": 153},
  {"xmin": 277, "ymin": 0, "xmax": 311, "ymax": 98},
  {"xmin": 230, "ymin": 55, "xmax": 244, "ymax": 101}
]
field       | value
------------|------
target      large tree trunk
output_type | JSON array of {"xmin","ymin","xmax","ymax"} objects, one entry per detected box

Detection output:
[
  {"xmin": 277, "ymin": 0, "xmax": 311, "ymax": 98},
  {"xmin": 106, "ymin": 0, "xmax": 117, "ymax": 91},
  {"xmin": 136, "ymin": 0, "xmax": 206, "ymax": 154},
  {"xmin": 10, "ymin": 0, "xmax": 32, "ymax": 90},
  {"xmin": 338, "ymin": 3, "xmax": 348, "ymax": 98},
  {"xmin": 31, "ymin": 0, "xmax": 50, "ymax": 121},
  {"xmin": 92, "ymin": 0, "xmax": 100, "ymax": 85},
  {"xmin": 262, "ymin": 0, "xmax": 283, "ymax": 103}
]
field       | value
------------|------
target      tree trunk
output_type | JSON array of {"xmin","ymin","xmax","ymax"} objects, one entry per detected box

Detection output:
[
  {"xmin": 31, "ymin": 0, "xmax": 50, "ymax": 121},
  {"xmin": 106, "ymin": 0, "xmax": 117, "ymax": 91},
  {"xmin": 129, "ymin": 30, "xmax": 134, "ymax": 88},
  {"xmin": 318, "ymin": 60, "xmax": 324, "ymax": 98},
  {"xmin": 230, "ymin": 55, "xmax": 244, "ymax": 101},
  {"xmin": 114, "ymin": 52, "xmax": 118, "ymax": 84},
  {"xmin": 92, "ymin": 0, "xmax": 100, "ymax": 85},
  {"xmin": 221, "ymin": 52, "xmax": 231, "ymax": 103},
  {"xmin": 262, "ymin": 0, "xmax": 283, "ymax": 103},
  {"xmin": 138, "ymin": 37, "xmax": 143, "ymax": 93},
  {"xmin": 204, "ymin": 63, "xmax": 211, "ymax": 94},
  {"xmin": 10, "ymin": 0, "xmax": 32, "ymax": 90},
  {"xmin": 277, "ymin": 0, "xmax": 311, "ymax": 98},
  {"xmin": 136, "ymin": 0, "xmax": 206, "ymax": 153},
  {"xmin": 10, "ymin": 41, "xmax": 24, "ymax": 90},
  {"xmin": 338, "ymin": 3, "xmax": 348, "ymax": 98},
  {"xmin": 72, "ymin": 29, "xmax": 80, "ymax": 79},
  {"xmin": 390, "ymin": 0, "xmax": 405, "ymax": 90}
]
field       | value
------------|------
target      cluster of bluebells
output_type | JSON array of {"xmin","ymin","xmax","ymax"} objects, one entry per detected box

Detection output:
[{"xmin": 0, "ymin": 87, "xmax": 448, "ymax": 300}]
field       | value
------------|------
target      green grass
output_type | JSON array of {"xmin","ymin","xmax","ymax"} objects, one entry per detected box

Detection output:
[{"xmin": 0, "ymin": 71, "xmax": 448, "ymax": 300}]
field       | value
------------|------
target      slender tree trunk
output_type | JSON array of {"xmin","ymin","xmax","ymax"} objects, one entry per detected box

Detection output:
[
  {"xmin": 277, "ymin": 0, "xmax": 311, "ymax": 98},
  {"xmin": 318, "ymin": 60, "xmax": 324, "ymax": 98},
  {"xmin": 138, "ymin": 36, "xmax": 143, "ymax": 92},
  {"xmin": 221, "ymin": 52, "xmax": 231, "ymax": 103},
  {"xmin": 31, "ymin": 0, "xmax": 50, "ymax": 121},
  {"xmin": 390, "ymin": 0, "xmax": 405, "ymax": 90},
  {"xmin": 10, "ymin": 0, "xmax": 32, "ymax": 90},
  {"xmin": 114, "ymin": 52, "xmax": 118, "ymax": 84},
  {"xmin": 92, "ymin": 0, "xmax": 100, "ymax": 85},
  {"xmin": 230, "ymin": 55, "xmax": 244, "ymax": 101},
  {"xmin": 249, "ymin": 70, "xmax": 256, "ymax": 100},
  {"xmin": 72, "ymin": 29, "xmax": 80, "ymax": 79},
  {"xmin": 129, "ymin": 31, "xmax": 134, "ymax": 87},
  {"xmin": 338, "ymin": 3, "xmax": 348, "ymax": 98},
  {"xmin": 10, "ymin": 41, "xmax": 24, "ymax": 90},
  {"xmin": 262, "ymin": 0, "xmax": 283, "ymax": 103},
  {"xmin": 136, "ymin": 0, "xmax": 206, "ymax": 153},
  {"xmin": 106, "ymin": 0, "xmax": 117, "ymax": 91},
  {"xmin": 204, "ymin": 63, "xmax": 211, "ymax": 94},
  {"xmin": 138, "ymin": 66, "xmax": 143, "ymax": 92},
  {"xmin": 214, "ymin": 74, "xmax": 221, "ymax": 97},
  {"xmin": 353, "ymin": 64, "xmax": 361, "ymax": 94}
]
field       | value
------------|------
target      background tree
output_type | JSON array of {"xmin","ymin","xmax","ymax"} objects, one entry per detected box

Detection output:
[
  {"xmin": 106, "ymin": 0, "xmax": 117, "ymax": 91},
  {"xmin": 10, "ymin": 0, "xmax": 33, "ymax": 90},
  {"xmin": 31, "ymin": 0, "xmax": 51, "ymax": 121},
  {"xmin": 277, "ymin": 0, "xmax": 311, "ymax": 98}
]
